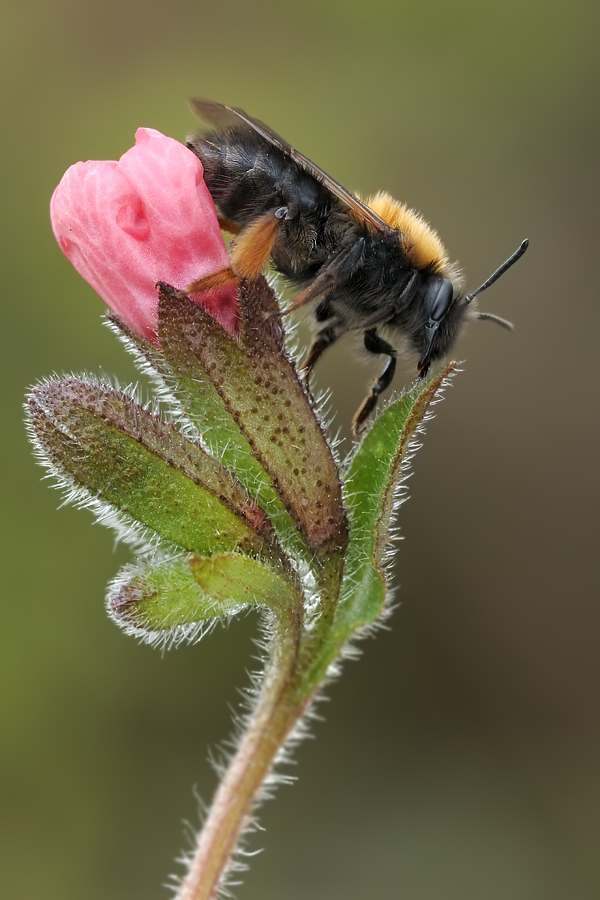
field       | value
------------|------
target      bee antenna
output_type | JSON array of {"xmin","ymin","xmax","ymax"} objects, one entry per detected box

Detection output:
[
  {"xmin": 475, "ymin": 312, "xmax": 514, "ymax": 330},
  {"xmin": 465, "ymin": 238, "xmax": 529, "ymax": 305}
]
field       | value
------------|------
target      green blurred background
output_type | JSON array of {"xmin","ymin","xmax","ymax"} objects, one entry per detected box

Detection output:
[{"xmin": 2, "ymin": 1, "xmax": 599, "ymax": 897}]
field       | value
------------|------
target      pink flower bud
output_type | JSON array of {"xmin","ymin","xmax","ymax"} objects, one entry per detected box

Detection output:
[{"xmin": 50, "ymin": 128, "xmax": 238, "ymax": 340}]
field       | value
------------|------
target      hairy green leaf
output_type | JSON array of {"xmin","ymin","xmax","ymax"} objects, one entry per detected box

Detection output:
[
  {"xmin": 28, "ymin": 379, "xmax": 276, "ymax": 558},
  {"xmin": 114, "ymin": 315, "xmax": 305, "ymax": 550},
  {"xmin": 298, "ymin": 363, "xmax": 455, "ymax": 696},
  {"xmin": 157, "ymin": 279, "xmax": 347, "ymax": 554}
]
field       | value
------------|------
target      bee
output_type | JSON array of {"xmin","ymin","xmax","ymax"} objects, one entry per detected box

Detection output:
[{"xmin": 185, "ymin": 99, "xmax": 528, "ymax": 432}]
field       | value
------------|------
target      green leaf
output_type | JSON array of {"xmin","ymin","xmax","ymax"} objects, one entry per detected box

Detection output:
[
  {"xmin": 297, "ymin": 363, "xmax": 455, "ymax": 697},
  {"xmin": 111, "ymin": 310, "xmax": 300, "ymax": 544},
  {"xmin": 339, "ymin": 364, "xmax": 455, "ymax": 629},
  {"xmin": 114, "ymin": 304, "xmax": 309, "ymax": 564},
  {"xmin": 109, "ymin": 553, "xmax": 298, "ymax": 640},
  {"xmin": 28, "ymin": 379, "xmax": 277, "ymax": 559},
  {"xmin": 157, "ymin": 279, "xmax": 347, "ymax": 554}
]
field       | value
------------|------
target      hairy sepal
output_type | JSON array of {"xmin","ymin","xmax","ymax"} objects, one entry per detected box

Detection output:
[{"xmin": 109, "ymin": 553, "xmax": 299, "ymax": 646}]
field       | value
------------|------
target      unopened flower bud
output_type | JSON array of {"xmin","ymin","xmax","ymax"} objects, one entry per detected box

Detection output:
[{"xmin": 50, "ymin": 127, "xmax": 238, "ymax": 340}]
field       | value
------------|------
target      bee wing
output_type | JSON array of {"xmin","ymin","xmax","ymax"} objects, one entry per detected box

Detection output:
[{"xmin": 190, "ymin": 98, "xmax": 391, "ymax": 234}]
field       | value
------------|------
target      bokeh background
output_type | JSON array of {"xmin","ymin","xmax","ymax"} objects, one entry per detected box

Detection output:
[{"xmin": 2, "ymin": 1, "xmax": 599, "ymax": 898}]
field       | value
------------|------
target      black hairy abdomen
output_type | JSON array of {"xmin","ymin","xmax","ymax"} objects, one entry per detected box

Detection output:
[
  {"xmin": 189, "ymin": 128, "xmax": 319, "ymax": 221},
  {"xmin": 187, "ymin": 127, "xmax": 349, "ymax": 282}
]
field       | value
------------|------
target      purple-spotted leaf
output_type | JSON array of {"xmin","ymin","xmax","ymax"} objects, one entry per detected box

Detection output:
[
  {"xmin": 157, "ymin": 278, "xmax": 347, "ymax": 555},
  {"xmin": 28, "ymin": 378, "xmax": 281, "ymax": 560},
  {"xmin": 111, "ymin": 295, "xmax": 310, "ymax": 564}
]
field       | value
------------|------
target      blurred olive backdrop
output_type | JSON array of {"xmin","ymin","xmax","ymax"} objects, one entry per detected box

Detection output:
[{"xmin": 2, "ymin": 1, "xmax": 599, "ymax": 898}]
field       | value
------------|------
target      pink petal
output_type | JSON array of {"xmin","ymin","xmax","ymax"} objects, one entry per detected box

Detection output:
[{"xmin": 50, "ymin": 128, "xmax": 238, "ymax": 340}]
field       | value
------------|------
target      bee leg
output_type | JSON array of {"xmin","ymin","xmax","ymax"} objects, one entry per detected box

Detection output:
[
  {"xmin": 229, "ymin": 211, "xmax": 283, "ymax": 279},
  {"xmin": 314, "ymin": 297, "xmax": 334, "ymax": 323},
  {"xmin": 218, "ymin": 217, "xmax": 241, "ymax": 234},
  {"xmin": 298, "ymin": 324, "xmax": 344, "ymax": 404},
  {"xmin": 301, "ymin": 324, "xmax": 343, "ymax": 376},
  {"xmin": 352, "ymin": 329, "xmax": 397, "ymax": 434},
  {"xmin": 185, "ymin": 266, "xmax": 237, "ymax": 296},
  {"xmin": 298, "ymin": 299, "xmax": 339, "ymax": 391},
  {"xmin": 186, "ymin": 211, "xmax": 282, "ymax": 294},
  {"xmin": 281, "ymin": 237, "xmax": 365, "ymax": 315}
]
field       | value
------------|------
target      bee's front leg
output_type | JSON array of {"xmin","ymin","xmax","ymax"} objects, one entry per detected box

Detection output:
[
  {"xmin": 353, "ymin": 329, "xmax": 397, "ymax": 434},
  {"xmin": 280, "ymin": 237, "xmax": 366, "ymax": 316}
]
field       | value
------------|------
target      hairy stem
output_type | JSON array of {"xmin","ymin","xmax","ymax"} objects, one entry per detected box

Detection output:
[{"xmin": 176, "ymin": 610, "xmax": 307, "ymax": 900}]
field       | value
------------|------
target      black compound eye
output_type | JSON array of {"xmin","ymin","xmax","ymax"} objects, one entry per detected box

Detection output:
[{"xmin": 430, "ymin": 278, "xmax": 453, "ymax": 321}]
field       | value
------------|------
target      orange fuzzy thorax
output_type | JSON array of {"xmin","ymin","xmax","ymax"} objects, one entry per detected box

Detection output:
[{"xmin": 364, "ymin": 190, "xmax": 460, "ymax": 283}]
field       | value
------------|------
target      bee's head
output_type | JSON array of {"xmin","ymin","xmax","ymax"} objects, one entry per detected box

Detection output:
[
  {"xmin": 415, "ymin": 276, "xmax": 466, "ymax": 378},
  {"xmin": 414, "ymin": 239, "xmax": 529, "ymax": 378}
]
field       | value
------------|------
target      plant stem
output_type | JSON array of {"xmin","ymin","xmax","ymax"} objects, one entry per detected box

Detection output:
[{"xmin": 176, "ymin": 611, "xmax": 307, "ymax": 900}]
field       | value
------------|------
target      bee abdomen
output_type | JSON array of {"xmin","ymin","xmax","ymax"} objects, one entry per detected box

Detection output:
[
  {"xmin": 188, "ymin": 129, "xmax": 288, "ymax": 223},
  {"xmin": 188, "ymin": 128, "xmax": 326, "ymax": 228}
]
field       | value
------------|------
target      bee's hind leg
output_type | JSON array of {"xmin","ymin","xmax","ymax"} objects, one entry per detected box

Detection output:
[
  {"xmin": 186, "ymin": 210, "xmax": 283, "ymax": 296},
  {"xmin": 352, "ymin": 329, "xmax": 397, "ymax": 434},
  {"xmin": 185, "ymin": 266, "xmax": 237, "ymax": 296},
  {"xmin": 218, "ymin": 217, "xmax": 241, "ymax": 234}
]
